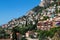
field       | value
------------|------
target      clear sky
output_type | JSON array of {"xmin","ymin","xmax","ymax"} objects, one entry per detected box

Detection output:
[{"xmin": 0, "ymin": 0, "xmax": 40, "ymax": 25}]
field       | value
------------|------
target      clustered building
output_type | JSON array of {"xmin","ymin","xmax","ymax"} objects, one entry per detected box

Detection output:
[
  {"xmin": 2, "ymin": 0, "xmax": 60, "ymax": 30},
  {"xmin": 1, "ymin": 0, "xmax": 60, "ymax": 40}
]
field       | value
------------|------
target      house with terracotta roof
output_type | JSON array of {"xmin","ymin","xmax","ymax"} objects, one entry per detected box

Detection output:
[{"xmin": 37, "ymin": 20, "xmax": 54, "ymax": 30}]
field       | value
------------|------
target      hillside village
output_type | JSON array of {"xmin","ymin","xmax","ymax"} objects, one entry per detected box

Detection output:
[{"xmin": 0, "ymin": 0, "xmax": 60, "ymax": 40}]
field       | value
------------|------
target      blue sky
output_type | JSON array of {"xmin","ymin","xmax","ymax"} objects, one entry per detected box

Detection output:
[{"xmin": 0, "ymin": 0, "xmax": 40, "ymax": 25}]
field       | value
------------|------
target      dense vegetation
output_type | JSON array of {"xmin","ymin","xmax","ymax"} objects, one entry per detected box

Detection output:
[
  {"xmin": 11, "ymin": 25, "xmax": 60, "ymax": 40},
  {"xmin": 0, "ymin": 27, "xmax": 10, "ymax": 39}
]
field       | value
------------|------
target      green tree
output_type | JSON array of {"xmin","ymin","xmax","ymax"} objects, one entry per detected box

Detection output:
[{"xmin": 43, "ymin": 16, "xmax": 49, "ymax": 20}]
